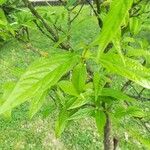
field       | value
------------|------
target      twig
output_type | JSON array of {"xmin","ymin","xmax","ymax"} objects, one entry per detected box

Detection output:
[
  {"xmin": 86, "ymin": 0, "xmax": 103, "ymax": 28},
  {"xmin": 70, "ymin": 3, "xmax": 84, "ymax": 23},
  {"xmin": 33, "ymin": 19, "xmax": 55, "ymax": 41},
  {"xmin": 22, "ymin": 0, "xmax": 71, "ymax": 50}
]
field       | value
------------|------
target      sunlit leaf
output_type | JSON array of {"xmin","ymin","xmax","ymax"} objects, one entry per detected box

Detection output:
[
  {"xmin": 93, "ymin": 72, "xmax": 107, "ymax": 102},
  {"xmin": 68, "ymin": 107, "xmax": 94, "ymax": 121},
  {"xmin": 72, "ymin": 63, "xmax": 87, "ymax": 93},
  {"xmin": 29, "ymin": 90, "xmax": 48, "ymax": 118},
  {"xmin": 55, "ymin": 109, "xmax": 70, "ymax": 137},
  {"xmin": 94, "ymin": 0, "xmax": 133, "ymax": 61},
  {"xmin": 100, "ymin": 88, "xmax": 135, "ymax": 102},
  {"xmin": 68, "ymin": 89, "xmax": 93, "ymax": 110},
  {"xmin": 100, "ymin": 53, "xmax": 150, "ymax": 89},
  {"xmin": 0, "ymin": 53, "xmax": 79, "ymax": 115},
  {"xmin": 95, "ymin": 110, "xmax": 106, "ymax": 134},
  {"xmin": 58, "ymin": 80, "xmax": 78, "ymax": 96}
]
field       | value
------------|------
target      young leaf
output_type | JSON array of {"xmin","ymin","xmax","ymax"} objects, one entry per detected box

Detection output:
[
  {"xmin": 114, "ymin": 106, "xmax": 145, "ymax": 118},
  {"xmin": 129, "ymin": 17, "xmax": 142, "ymax": 35},
  {"xmin": 100, "ymin": 53, "xmax": 150, "ymax": 89},
  {"xmin": 0, "ymin": 82, "xmax": 16, "ymax": 118},
  {"xmin": 0, "ymin": 53, "xmax": 79, "ymax": 115},
  {"xmin": 68, "ymin": 107, "xmax": 94, "ymax": 121},
  {"xmin": 72, "ymin": 63, "xmax": 87, "ymax": 93},
  {"xmin": 58, "ymin": 80, "xmax": 78, "ymax": 96},
  {"xmin": 94, "ymin": 0, "xmax": 133, "ymax": 60},
  {"xmin": 95, "ymin": 110, "xmax": 106, "ymax": 134},
  {"xmin": 112, "ymin": 29, "xmax": 125, "ymax": 65},
  {"xmin": 68, "ymin": 89, "xmax": 93, "ymax": 110},
  {"xmin": 55, "ymin": 109, "xmax": 70, "ymax": 138},
  {"xmin": 93, "ymin": 72, "xmax": 107, "ymax": 102},
  {"xmin": 29, "ymin": 90, "xmax": 47, "ymax": 118},
  {"xmin": 100, "ymin": 88, "xmax": 135, "ymax": 102}
]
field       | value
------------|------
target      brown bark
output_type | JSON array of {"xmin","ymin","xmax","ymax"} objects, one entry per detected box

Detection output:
[{"xmin": 104, "ymin": 112, "xmax": 113, "ymax": 150}]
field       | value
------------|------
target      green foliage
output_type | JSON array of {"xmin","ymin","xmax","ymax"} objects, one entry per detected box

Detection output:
[
  {"xmin": 0, "ymin": 0, "xmax": 150, "ymax": 149},
  {"xmin": 0, "ymin": 53, "xmax": 80, "ymax": 116},
  {"xmin": 95, "ymin": 110, "xmax": 106, "ymax": 134},
  {"xmin": 100, "ymin": 53, "xmax": 150, "ymax": 89},
  {"xmin": 94, "ymin": 0, "xmax": 133, "ymax": 61},
  {"xmin": 72, "ymin": 63, "xmax": 87, "ymax": 94},
  {"xmin": 0, "ymin": 0, "xmax": 6, "ymax": 5}
]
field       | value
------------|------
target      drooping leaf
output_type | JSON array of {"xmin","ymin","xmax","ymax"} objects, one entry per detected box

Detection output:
[
  {"xmin": 114, "ymin": 106, "xmax": 145, "ymax": 118},
  {"xmin": 0, "ymin": 53, "xmax": 79, "ymax": 115},
  {"xmin": 29, "ymin": 90, "xmax": 47, "ymax": 118},
  {"xmin": 55, "ymin": 109, "xmax": 70, "ymax": 138},
  {"xmin": 112, "ymin": 28, "xmax": 125, "ymax": 65},
  {"xmin": 126, "ymin": 106, "xmax": 146, "ymax": 118},
  {"xmin": 129, "ymin": 17, "xmax": 142, "ymax": 35},
  {"xmin": 72, "ymin": 63, "xmax": 87, "ymax": 93},
  {"xmin": 0, "ymin": 8, "xmax": 7, "ymax": 24},
  {"xmin": 95, "ymin": 110, "xmax": 106, "ymax": 134},
  {"xmin": 100, "ymin": 88, "xmax": 135, "ymax": 102},
  {"xmin": 94, "ymin": 0, "xmax": 133, "ymax": 61},
  {"xmin": 68, "ymin": 107, "xmax": 94, "ymax": 121},
  {"xmin": 100, "ymin": 53, "xmax": 150, "ymax": 89},
  {"xmin": 93, "ymin": 72, "xmax": 107, "ymax": 102},
  {"xmin": 126, "ymin": 47, "xmax": 150, "ymax": 65},
  {"xmin": 68, "ymin": 89, "xmax": 93, "ymax": 110},
  {"xmin": 0, "ymin": 82, "xmax": 16, "ymax": 118},
  {"xmin": 58, "ymin": 80, "xmax": 78, "ymax": 96}
]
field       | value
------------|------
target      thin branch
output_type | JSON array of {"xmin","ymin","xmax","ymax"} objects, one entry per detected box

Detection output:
[
  {"xmin": 33, "ymin": 19, "xmax": 55, "ymax": 41},
  {"xmin": 22, "ymin": 0, "xmax": 71, "ymax": 50},
  {"xmin": 138, "ymin": 88, "xmax": 145, "ymax": 98},
  {"xmin": 70, "ymin": 3, "xmax": 84, "ymax": 23},
  {"xmin": 94, "ymin": 0, "xmax": 103, "ymax": 28},
  {"xmin": 86, "ymin": 0, "xmax": 103, "ymax": 28}
]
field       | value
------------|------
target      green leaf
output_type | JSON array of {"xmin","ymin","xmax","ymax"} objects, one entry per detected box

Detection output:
[
  {"xmin": 68, "ymin": 89, "xmax": 93, "ymax": 110},
  {"xmin": 95, "ymin": 110, "xmax": 106, "ymax": 134},
  {"xmin": 94, "ymin": 0, "xmax": 133, "ymax": 61},
  {"xmin": 93, "ymin": 72, "xmax": 107, "ymax": 102},
  {"xmin": 129, "ymin": 17, "xmax": 142, "ymax": 35},
  {"xmin": 100, "ymin": 88, "xmax": 135, "ymax": 102},
  {"xmin": 112, "ymin": 29, "xmax": 125, "ymax": 65},
  {"xmin": 0, "ymin": 8, "xmax": 7, "ymax": 24},
  {"xmin": 127, "ymin": 48, "xmax": 150, "ymax": 57},
  {"xmin": 58, "ymin": 80, "xmax": 78, "ymax": 96},
  {"xmin": 0, "ymin": 0, "xmax": 6, "ymax": 5},
  {"xmin": 68, "ymin": 107, "xmax": 94, "ymax": 121},
  {"xmin": 126, "ymin": 106, "xmax": 146, "ymax": 118},
  {"xmin": 0, "ymin": 82, "xmax": 16, "ymax": 118},
  {"xmin": 100, "ymin": 53, "xmax": 150, "ymax": 89},
  {"xmin": 55, "ymin": 109, "xmax": 70, "ymax": 137},
  {"xmin": 114, "ymin": 106, "xmax": 145, "ymax": 118},
  {"xmin": 72, "ymin": 63, "xmax": 87, "ymax": 93},
  {"xmin": 29, "ymin": 90, "xmax": 47, "ymax": 118},
  {"xmin": 0, "ymin": 53, "xmax": 79, "ymax": 115}
]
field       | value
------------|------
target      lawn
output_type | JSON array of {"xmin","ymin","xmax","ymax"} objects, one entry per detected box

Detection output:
[{"xmin": 0, "ymin": 6, "xmax": 103, "ymax": 150}]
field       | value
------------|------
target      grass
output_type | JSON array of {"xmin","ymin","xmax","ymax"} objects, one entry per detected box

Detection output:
[{"xmin": 0, "ymin": 6, "xmax": 102, "ymax": 150}]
